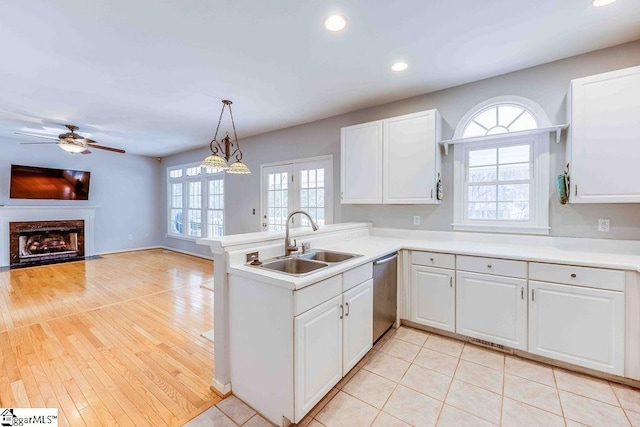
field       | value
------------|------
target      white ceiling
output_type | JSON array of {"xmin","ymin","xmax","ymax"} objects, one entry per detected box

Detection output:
[{"xmin": 1, "ymin": 0, "xmax": 639, "ymax": 157}]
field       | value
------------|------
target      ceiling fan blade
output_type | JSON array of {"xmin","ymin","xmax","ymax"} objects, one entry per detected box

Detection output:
[
  {"xmin": 20, "ymin": 141, "xmax": 58, "ymax": 145},
  {"xmin": 15, "ymin": 132, "xmax": 60, "ymax": 140},
  {"xmin": 81, "ymin": 149, "xmax": 91, "ymax": 155},
  {"xmin": 91, "ymin": 144, "xmax": 125, "ymax": 154}
]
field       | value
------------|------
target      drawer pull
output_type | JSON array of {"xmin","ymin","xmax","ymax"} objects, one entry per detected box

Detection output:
[
  {"xmin": 339, "ymin": 304, "xmax": 344, "ymax": 319},
  {"xmin": 570, "ymin": 273, "xmax": 577, "ymax": 278},
  {"xmin": 450, "ymin": 276, "xmax": 453, "ymax": 288},
  {"xmin": 345, "ymin": 302, "xmax": 350, "ymax": 316},
  {"xmin": 521, "ymin": 288, "xmax": 524, "ymax": 300},
  {"xmin": 487, "ymin": 264, "xmax": 492, "ymax": 268},
  {"xmin": 430, "ymin": 257, "xmax": 434, "ymax": 262},
  {"xmin": 531, "ymin": 289, "xmax": 535, "ymax": 302}
]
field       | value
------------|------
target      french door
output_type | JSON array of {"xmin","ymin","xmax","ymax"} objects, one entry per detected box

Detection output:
[{"xmin": 261, "ymin": 156, "xmax": 333, "ymax": 231}]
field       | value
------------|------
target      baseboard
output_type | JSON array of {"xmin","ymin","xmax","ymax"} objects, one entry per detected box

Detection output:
[
  {"xmin": 211, "ymin": 380, "xmax": 232, "ymax": 398},
  {"xmin": 160, "ymin": 246, "xmax": 214, "ymax": 261},
  {"xmin": 94, "ymin": 246, "xmax": 162, "ymax": 256}
]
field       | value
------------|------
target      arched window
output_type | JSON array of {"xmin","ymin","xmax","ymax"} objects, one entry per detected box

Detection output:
[
  {"xmin": 454, "ymin": 96, "xmax": 551, "ymax": 139},
  {"xmin": 452, "ymin": 96, "xmax": 551, "ymax": 235}
]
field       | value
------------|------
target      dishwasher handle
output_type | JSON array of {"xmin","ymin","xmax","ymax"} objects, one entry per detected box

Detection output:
[{"xmin": 374, "ymin": 253, "xmax": 398, "ymax": 266}]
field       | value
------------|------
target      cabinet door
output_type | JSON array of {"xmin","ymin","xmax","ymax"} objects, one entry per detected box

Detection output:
[
  {"xmin": 383, "ymin": 110, "xmax": 439, "ymax": 204},
  {"xmin": 569, "ymin": 65, "xmax": 640, "ymax": 203},
  {"xmin": 411, "ymin": 265, "xmax": 455, "ymax": 332},
  {"xmin": 342, "ymin": 279, "xmax": 373, "ymax": 375},
  {"xmin": 529, "ymin": 281, "xmax": 624, "ymax": 375},
  {"xmin": 294, "ymin": 295, "xmax": 343, "ymax": 419},
  {"xmin": 456, "ymin": 271, "xmax": 527, "ymax": 350},
  {"xmin": 340, "ymin": 121, "xmax": 383, "ymax": 204}
]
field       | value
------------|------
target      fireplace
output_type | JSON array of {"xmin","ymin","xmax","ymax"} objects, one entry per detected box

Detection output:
[{"xmin": 9, "ymin": 220, "xmax": 85, "ymax": 267}]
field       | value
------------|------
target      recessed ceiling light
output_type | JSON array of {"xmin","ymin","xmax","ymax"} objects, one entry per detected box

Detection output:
[
  {"xmin": 593, "ymin": 0, "xmax": 616, "ymax": 6},
  {"xmin": 391, "ymin": 62, "xmax": 409, "ymax": 72},
  {"xmin": 324, "ymin": 15, "xmax": 347, "ymax": 32}
]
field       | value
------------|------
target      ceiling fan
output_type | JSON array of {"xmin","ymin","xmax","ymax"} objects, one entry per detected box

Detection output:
[{"xmin": 16, "ymin": 124, "xmax": 126, "ymax": 154}]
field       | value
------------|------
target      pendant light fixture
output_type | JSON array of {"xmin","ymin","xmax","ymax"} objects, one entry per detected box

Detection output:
[{"xmin": 201, "ymin": 100, "xmax": 250, "ymax": 174}]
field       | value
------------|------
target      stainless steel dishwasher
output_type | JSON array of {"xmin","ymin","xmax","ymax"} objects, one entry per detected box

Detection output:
[{"xmin": 373, "ymin": 252, "xmax": 398, "ymax": 342}]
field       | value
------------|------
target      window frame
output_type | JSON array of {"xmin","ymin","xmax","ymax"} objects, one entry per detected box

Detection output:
[
  {"xmin": 167, "ymin": 162, "xmax": 225, "ymax": 240},
  {"xmin": 452, "ymin": 133, "xmax": 550, "ymax": 235}
]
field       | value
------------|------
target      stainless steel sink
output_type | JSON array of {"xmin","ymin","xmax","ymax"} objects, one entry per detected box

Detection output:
[
  {"xmin": 260, "ymin": 258, "xmax": 329, "ymax": 276},
  {"xmin": 300, "ymin": 250, "xmax": 362, "ymax": 263}
]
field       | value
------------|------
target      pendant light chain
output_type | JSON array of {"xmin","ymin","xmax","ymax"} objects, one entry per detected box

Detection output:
[{"xmin": 227, "ymin": 102, "xmax": 242, "ymax": 161}]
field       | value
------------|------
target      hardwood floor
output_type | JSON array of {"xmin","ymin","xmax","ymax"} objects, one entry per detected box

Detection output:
[{"xmin": 0, "ymin": 249, "xmax": 220, "ymax": 426}]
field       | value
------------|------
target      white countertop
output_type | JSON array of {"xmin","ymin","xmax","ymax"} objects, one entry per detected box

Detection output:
[{"xmin": 228, "ymin": 232, "xmax": 640, "ymax": 291}]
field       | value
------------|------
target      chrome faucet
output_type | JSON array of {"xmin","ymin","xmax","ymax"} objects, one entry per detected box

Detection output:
[{"xmin": 285, "ymin": 210, "xmax": 319, "ymax": 256}]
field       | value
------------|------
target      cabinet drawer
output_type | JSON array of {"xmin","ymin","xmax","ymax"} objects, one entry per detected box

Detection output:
[
  {"xmin": 343, "ymin": 262, "xmax": 373, "ymax": 292},
  {"xmin": 457, "ymin": 255, "xmax": 527, "ymax": 278},
  {"xmin": 529, "ymin": 263, "xmax": 625, "ymax": 292},
  {"xmin": 294, "ymin": 275, "xmax": 342, "ymax": 316},
  {"xmin": 411, "ymin": 251, "xmax": 455, "ymax": 270}
]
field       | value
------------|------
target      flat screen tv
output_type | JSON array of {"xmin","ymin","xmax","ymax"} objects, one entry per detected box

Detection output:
[{"xmin": 10, "ymin": 164, "xmax": 91, "ymax": 200}]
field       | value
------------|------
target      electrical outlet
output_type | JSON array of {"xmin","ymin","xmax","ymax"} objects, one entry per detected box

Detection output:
[
  {"xmin": 598, "ymin": 218, "xmax": 610, "ymax": 232},
  {"xmin": 413, "ymin": 215, "xmax": 421, "ymax": 226}
]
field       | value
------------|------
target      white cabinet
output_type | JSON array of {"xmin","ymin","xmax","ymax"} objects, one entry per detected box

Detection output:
[
  {"xmin": 294, "ymin": 295, "xmax": 343, "ymax": 418},
  {"xmin": 383, "ymin": 110, "xmax": 441, "ymax": 204},
  {"xmin": 340, "ymin": 121, "xmax": 383, "ymax": 203},
  {"xmin": 295, "ymin": 278, "xmax": 373, "ymax": 417},
  {"xmin": 567, "ymin": 65, "xmax": 640, "ymax": 203},
  {"xmin": 342, "ymin": 279, "xmax": 374, "ymax": 375},
  {"xmin": 529, "ymin": 280, "xmax": 625, "ymax": 375},
  {"xmin": 341, "ymin": 109, "xmax": 442, "ymax": 205},
  {"xmin": 456, "ymin": 271, "xmax": 528, "ymax": 350},
  {"xmin": 411, "ymin": 265, "xmax": 455, "ymax": 332}
]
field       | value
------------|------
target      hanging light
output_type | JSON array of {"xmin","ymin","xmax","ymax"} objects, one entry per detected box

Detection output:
[
  {"xmin": 57, "ymin": 141, "xmax": 86, "ymax": 153},
  {"xmin": 201, "ymin": 100, "xmax": 251, "ymax": 174}
]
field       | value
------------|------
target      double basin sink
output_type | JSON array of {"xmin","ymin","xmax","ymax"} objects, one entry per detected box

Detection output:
[{"xmin": 254, "ymin": 250, "xmax": 362, "ymax": 276}]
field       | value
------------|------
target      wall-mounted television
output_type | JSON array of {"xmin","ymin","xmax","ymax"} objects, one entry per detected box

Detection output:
[{"xmin": 10, "ymin": 164, "xmax": 91, "ymax": 200}]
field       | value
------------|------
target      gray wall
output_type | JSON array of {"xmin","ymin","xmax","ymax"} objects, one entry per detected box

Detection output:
[
  {"xmin": 0, "ymin": 145, "xmax": 162, "ymax": 254},
  {"xmin": 162, "ymin": 39, "xmax": 640, "ymax": 255}
]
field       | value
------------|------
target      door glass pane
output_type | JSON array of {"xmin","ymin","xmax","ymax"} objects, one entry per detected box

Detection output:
[
  {"xmin": 266, "ymin": 172, "xmax": 289, "ymax": 230},
  {"xmin": 298, "ymin": 168, "xmax": 326, "ymax": 226}
]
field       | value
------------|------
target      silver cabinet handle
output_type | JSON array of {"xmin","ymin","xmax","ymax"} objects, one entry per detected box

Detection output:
[
  {"xmin": 339, "ymin": 304, "xmax": 344, "ymax": 319},
  {"xmin": 487, "ymin": 264, "xmax": 492, "ymax": 268},
  {"xmin": 430, "ymin": 189, "xmax": 433, "ymax": 198},
  {"xmin": 531, "ymin": 289, "xmax": 535, "ymax": 302},
  {"xmin": 571, "ymin": 273, "xmax": 577, "ymax": 278},
  {"xmin": 450, "ymin": 276, "xmax": 453, "ymax": 288},
  {"xmin": 430, "ymin": 257, "xmax": 434, "ymax": 262},
  {"xmin": 521, "ymin": 288, "xmax": 524, "ymax": 300},
  {"xmin": 575, "ymin": 185, "xmax": 578, "ymax": 196},
  {"xmin": 345, "ymin": 302, "xmax": 350, "ymax": 316}
]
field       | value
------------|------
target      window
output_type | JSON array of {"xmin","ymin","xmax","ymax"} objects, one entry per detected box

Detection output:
[
  {"xmin": 167, "ymin": 163, "xmax": 225, "ymax": 239},
  {"xmin": 260, "ymin": 156, "xmax": 333, "ymax": 231},
  {"xmin": 453, "ymin": 97, "xmax": 550, "ymax": 235}
]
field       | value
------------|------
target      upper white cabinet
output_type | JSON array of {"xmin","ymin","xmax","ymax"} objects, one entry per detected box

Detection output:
[
  {"xmin": 340, "ymin": 121, "xmax": 383, "ymax": 203},
  {"xmin": 567, "ymin": 65, "xmax": 640, "ymax": 203},
  {"xmin": 341, "ymin": 109, "xmax": 442, "ymax": 204}
]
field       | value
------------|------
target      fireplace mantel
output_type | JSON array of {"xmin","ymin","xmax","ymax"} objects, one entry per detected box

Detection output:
[{"xmin": 0, "ymin": 206, "xmax": 95, "ymax": 267}]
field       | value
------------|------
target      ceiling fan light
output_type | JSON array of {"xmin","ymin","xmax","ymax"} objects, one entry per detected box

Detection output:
[
  {"xmin": 57, "ymin": 141, "xmax": 86, "ymax": 153},
  {"xmin": 227, "ymin": 161, "xmax": 251, "ymax": 174},
  {"xmin": 200, "ymin": 154, "xmax": 229, "ymax": 171}
]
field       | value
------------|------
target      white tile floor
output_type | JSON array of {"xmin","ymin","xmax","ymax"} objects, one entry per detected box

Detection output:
[{"xmin": 185, "ymin": 326, "xmax": 640, "ymax": 427}]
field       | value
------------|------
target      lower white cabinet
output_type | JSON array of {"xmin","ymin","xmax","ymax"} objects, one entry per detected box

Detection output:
[
  {"xmin": 529, "ymin": 280, "xmax": 625, "ymax": 375},
  {"xmin": 294, "ymin": 279, "xmax": 373, "ymax": 419},
  {"xmin": 410, "ymin": 265, "xmax": 455, "ymax": 332},
  {"xmin": 342, "ymin": 279, "xmax": 374, "ymax": 375},
  {"xmin": 456, "ymin": 271, "xmax": 528, "ymax": 350},
  {"xmin": 294, "ymin": 295, "xmax": 343, "ymax": 418}
]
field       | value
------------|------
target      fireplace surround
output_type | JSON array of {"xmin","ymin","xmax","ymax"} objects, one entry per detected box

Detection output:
[{"xmin": 0, "ymin": 206, "xmax": 95, "ymax": 268}]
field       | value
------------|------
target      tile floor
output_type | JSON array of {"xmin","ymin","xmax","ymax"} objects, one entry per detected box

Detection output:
[{"xmin": 184, "ymin": 326, "xmax": 640, "ymax": 427}]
